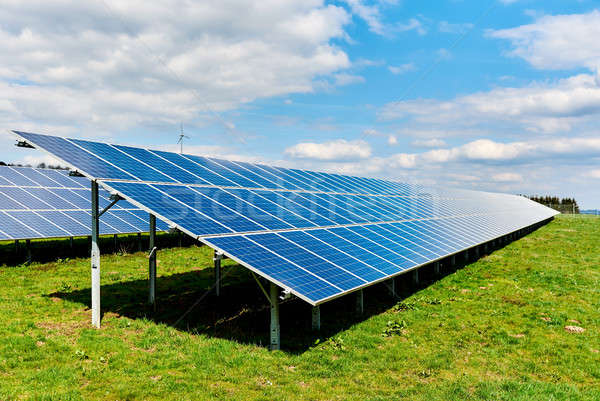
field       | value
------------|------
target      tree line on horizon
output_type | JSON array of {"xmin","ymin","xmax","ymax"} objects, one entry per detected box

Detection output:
[
  {"xmin": 0, "ymin": 161, "xmax": 69, "ymax": 170},
  {"xmin": 524, "ymin": 195, "xmax": 580, "ymax": 214}
]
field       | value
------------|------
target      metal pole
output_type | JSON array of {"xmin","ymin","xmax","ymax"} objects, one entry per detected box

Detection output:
[
  {"xmin": 434, "ymin": 261, "xmax": 440, "ymax": 275},
  {"xmin": 214, "ymin": 250, "xmax": 222, "ymax": 297},
  {"xmin": 311, "ymin": 306, "xmax": 321, "ymax": 331},
  {"xmin": 69, "ymin": 236, "xmax": 74, "ymax": 252},
  {"xmin": 25, "ymin": 239, "xmax": 31, "ymax": 264},
  {"xmin": 412, "ymin": 269, "xmax": 419, "ymax": 285},
  {"xmin": 137, "ymin": 232, "xmax": 142, "ymax": 252},
  {"xmin": 91, "ymin": 181, "xmax": 101, "ymax": 328},
  {"xmin": 149, "ymin": 214, "xmax": 156, "ymax": 306},
  {"xmin": 450, "ymin": 255, "xmax": 456, "ymax": 267},
  {"xmin": 388, "ymin": 277, "xmax": 397, "ymax": 297},
  {"xmin": 14, "ymin": 239, "xmax": 19, "ymax": 256},
  {"xmin": 356, "ymin": 289, "xmax": 364, "ymax": 314},
  {"xmin": 270, "ymin": 282, "xmax": 280, "ymax": 351},
  {"xmin": 113, "ymin": 234, "xmax": 118, "ymax": 253}
]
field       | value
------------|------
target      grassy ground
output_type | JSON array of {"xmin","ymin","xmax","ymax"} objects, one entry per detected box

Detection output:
[{"xmin": 0, "ymin": 215, "xmax": 598, "ymax": 400}]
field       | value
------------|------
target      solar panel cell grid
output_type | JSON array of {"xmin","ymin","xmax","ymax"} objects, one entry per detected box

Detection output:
[
  {"xmin": 247, "ymin": 232, "xmax": 364, "ymax": 291},
  {"xmin": 206, "ymin": 235, "xmax": 341, "ymax": 302},
  {"xmin": 0, "ymin": 165, "xmax": 166, "ymax": 240}
]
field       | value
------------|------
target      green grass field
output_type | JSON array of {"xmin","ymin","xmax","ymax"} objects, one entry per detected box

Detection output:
[{"xmin": 0, "ymin": 215, "xmax": 598, "ymax": 400}]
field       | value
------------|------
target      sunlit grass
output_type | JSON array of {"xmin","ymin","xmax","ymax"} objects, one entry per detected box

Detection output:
[{"xmin": 0, "ymin": 215, "xmax": 598, "ymax": 400}]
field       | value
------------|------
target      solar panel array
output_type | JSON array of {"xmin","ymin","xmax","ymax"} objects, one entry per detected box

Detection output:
[
  {"xmin": 14, "ymin": 131, "xmax": 558, "ymax": 305},
  {"xmin": 0, "ymin": 165, "xmax": 168, "ymax": 241}
]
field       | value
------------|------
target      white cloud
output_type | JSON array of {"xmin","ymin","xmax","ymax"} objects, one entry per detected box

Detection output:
[
  {"xmin": 362, "ymin": 128, "xmax": 380, "ymax": 136},
  {"xmin": 379, "ymin": 73, "xmax": 600, "ymax": 133},
  {"xmin": 284, "ymin": 139, "xmax": 372, "ymax": 161},
  {"xmin": 388, "ymin": 63, "xmax": 416, "ymax": 75},
  {"xmin": 438, "ymin": 21, "xmax": 474, "ymax": 34},
  {"xmin": 396, "ymin": 17, "xmax": 428, "ymax": 35},
  {"xmin": 587, "ymin": 169, "xmax": 600, "ymax": 179},
  {"xmin": 333, "ymin": 73, "xmax": 366, "ymax": 86},
  {"xmin": 0, "ymin": 0, "xmax": 355, "ymax": 136},
  {"xmin": 491, "ymin": 172, "xmax": 523, "ymax": 182},
  {"xmin": 387, "ymin": 135, "xmax": 398, "ymax": 145},
  {"xmin": 489, "ymin": 10, "xmax": 600, "ymax": 71},
  {"xmin": 342, "ymin": 0, "xmax": 387, "ymax": 35},
  {"xmin": 436, "ymin": 48, "xmax": 452, "ymax": 60},
  {"xmin": 412, "ymin": 138, "xmax": 447, "ymax": 148}
]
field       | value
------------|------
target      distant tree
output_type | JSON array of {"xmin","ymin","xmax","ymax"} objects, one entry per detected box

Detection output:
[
  {"xmin": 0, "ymin": 161, "xmax": 6, "ymax": 166},
  {"xmin": 528, "ymin": 195, "xmax": 579, "ymax": 214}
]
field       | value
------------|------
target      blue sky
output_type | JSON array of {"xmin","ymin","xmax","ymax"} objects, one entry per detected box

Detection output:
[{"xmin": 1, "ymin": 0, "xmax": 599, "ymax": 207}]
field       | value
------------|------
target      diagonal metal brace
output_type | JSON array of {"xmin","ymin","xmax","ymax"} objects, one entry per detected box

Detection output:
[
  {"xmin": 98, "ymin": 194, "xmax": 122, "ymax": 217},
  {"xmin": 148, "ymin": 246, "xmax": 157, "ymax": 259},
  {"xmin": 252, "ymin": 273, "xmax": 273, "ymax": 306}
]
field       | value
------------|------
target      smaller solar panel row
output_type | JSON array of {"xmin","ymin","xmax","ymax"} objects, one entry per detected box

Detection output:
[{"xmin": 0, "ymin": 166, "xmax": 168, "ymax": 241}]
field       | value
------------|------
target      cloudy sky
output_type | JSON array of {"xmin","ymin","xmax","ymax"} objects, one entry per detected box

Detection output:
[{"xmin": 1, "ymin": 0, "xmax": 599, "ymax": 208}]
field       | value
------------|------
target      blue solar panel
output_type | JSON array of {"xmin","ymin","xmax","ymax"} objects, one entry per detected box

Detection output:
[
  {"xmin": 0, "ymin": 211, "xmax": 40, "ymax": 239},
  {"xmin": 154, "ymin": 184, "xmax": 263, "ymax": 233},
  {"xmin": 12, "ymin": 131, "xmax": 559, "ymax": 305},
  {"xmin": 149, "ymin": 150, "xmax": 226, "ymax": 186},
  {"xmin": 206, "ymin": 235, "xmax": 341, "ymax": 302},
  {"xmin": 348, "ymin": 225, "xmax": 431, "ymax": 265},
  {"xmin": 70, "ymin": 139, "xmax": 176, "ymax": 183},
  {"xmin": 0, "ymin": 190, "xmax": 25, "ymax": 210},
  {"xmin": 14, "ymin": 131, "xmax": 133, "ymax": 180},
  {"xmin": 12, "ymin": 167, "xmax": 61, "ymax": 187},
  {"xmin": 1, "ymin": 167, "xmax": 38, "ymax": 186},
  {"xmin": 7, "ymin": 211, "xmax": 71, "ymax": 237},
  {"xmin": 252, "ymin": 190, "xmax": 331, "ymax": 227},
  {"xmin": 190, "ymin": 187, "xmax": 292, "ymax": 230},
  {"xmin": 246, "ymin": 233, "xmax": 365, "ymax": 291},
  {"xmin": 37, "ymin": 169, "xmax": 85, "ymax": 188},
  {"xmin": 114, "ymin": 145, "xmax": 202, "ymax": 184},
  {"xmin": 104, "ymin": 181, "xmax": 231, "ymax": 236},
  {"xmin": 210, "ymin": 158, "xmax": 282, "ymax": 189},
  {"xmin": 41, "ymin": 211, "xmax": 90, "ymax": 236},
  {"xmin": 0, "ymin": 165, "xmax": 168, "ymax": 240},
  {"xmin": 184, "ymin": 155, "xmax": 258, "ymax": 188},
  {"xmin": 280, "ymin": 230, "xmax": 386, "ymax": 282}
]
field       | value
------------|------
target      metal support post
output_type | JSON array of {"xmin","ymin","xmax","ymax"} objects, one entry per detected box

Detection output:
[
  {"xmin": 450, "ymin": 255, "xmax": 456, "ymax": 267},
  {"xmin": 178, "ymin": 230, "xmax": 183, "ymax": 247},
  {"xmin": 434, "ymin": 261, "xmax": 440, "ymax": 275},
  {"xmin": 137, "ymin": 232, "xmax": 142, "ymax": 252},
  {"xmin": 113, "ymin": 234, "xmax": 118, "ymax": 253},
  {"xmin": 148, "ymin": 214, "xmax": 156, "ymax": 306},
  {"xmin": 214, "ymin": 250, "xmax": 223, "ymax": 296},
  {"xmin": 269, "ymin": 282, "xmax": 280, "ymax": 351},
  {"xmin": 14, "ymin": 239, "xmax": 19, "ymax": 256},
  {"xmin": 91, "ymin": 181, "xmax": 101, "ymax": 328},
  {"xmin": 474, "ymin": 246, "xmax": 480, "ymax": 259},
  {"xmin": 412, "ymin": 269, "xmax": 419, "ymax": 285},
  {"xmin": 387, "ymin": 277, "xmax": 397, "ymax": 297},
  {"xmin": 69, "ymin": 236, "xmax": 74, "ymax": 251},
  {"xmin": 311, "ymin": 306, "xmax": 321, "ymax": 331},
  {"xmin": 25, "ymin": 239, "xmax": 31, "ymax": 264},
  {"xmin": 356, "ymin": 289, "xmax": 364, "ymax": 315},
  {"xmin": 464, "ymin": 249, "xmax": 469, "ymax": 262}
]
